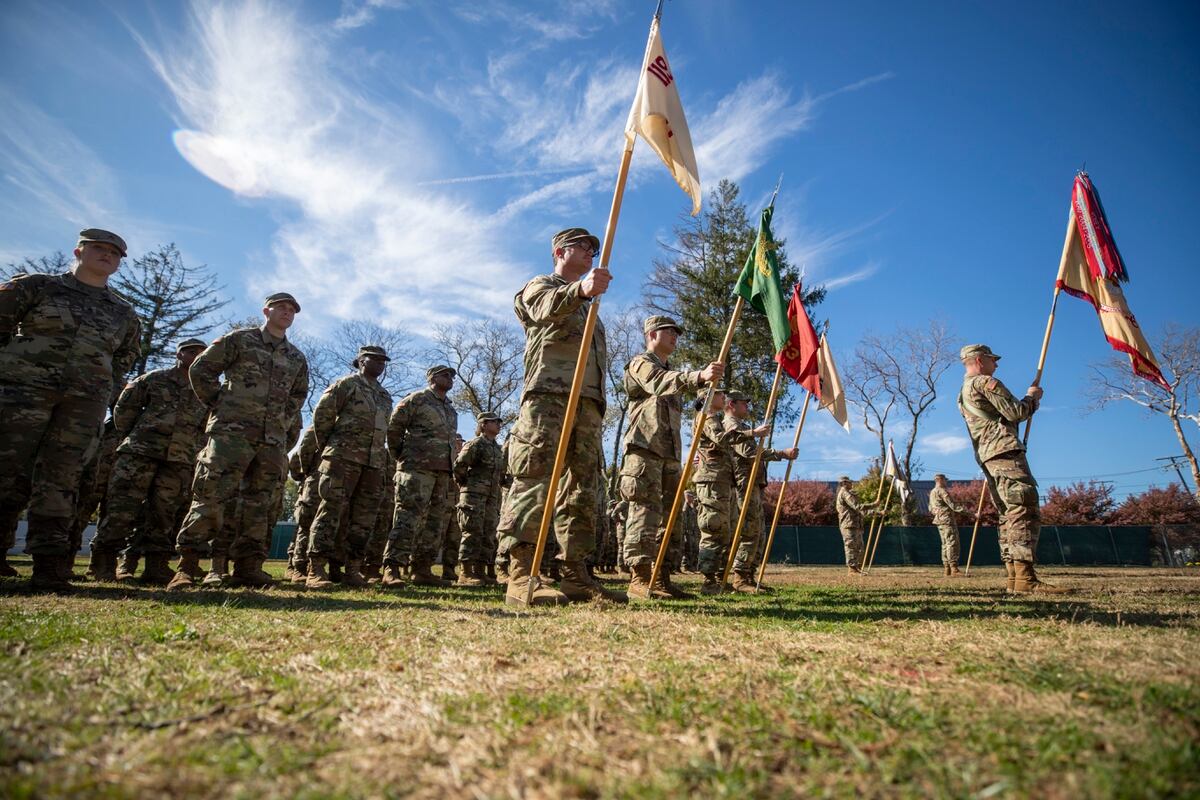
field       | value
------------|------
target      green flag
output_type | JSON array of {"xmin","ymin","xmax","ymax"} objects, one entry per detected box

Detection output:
[{"xmin": 733, "ymin": 204, "xmax": 790, "ymax": 353}]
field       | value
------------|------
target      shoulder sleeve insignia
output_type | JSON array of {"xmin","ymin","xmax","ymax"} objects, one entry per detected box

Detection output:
[{"xmin": 985, "ymin": 378, "xmax": 998, "ymax": 391}]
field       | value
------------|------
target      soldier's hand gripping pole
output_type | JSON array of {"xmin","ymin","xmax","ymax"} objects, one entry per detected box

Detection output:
[
  {"xmin": 649, "ymin": 297, "xmax": 746, "ymax": 593},
  {"xmin": 863, "ymin": 476, "xmax": 895, "ymax": 574},
  {"xmin": 963, "ymin": 478, "xmax": 988, "ymax": 576},
  {"xmin": 526, "ymin": 146, "xmax": 633, "ymax": 605},
  {"xmin": 720, "ymin": 360, "xmax": 785, "ymax": 590},
  {"xmin": 1023, "ymin": 208, "xmax": 1077, "ymax": 447},
  {"xmin": 756, "ymin": 390, "xmax": 812, "ymax": 590}
]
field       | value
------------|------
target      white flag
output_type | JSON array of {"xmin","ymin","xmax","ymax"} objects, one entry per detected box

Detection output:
[
  {"xmin": 624, "ymin": 18, "xmax": 701, "ymax": 215},
  {"xmin": 817, "ymin": 334, "xmax": 850, "ymax": 432},
  {"xmin": 883, "ymin": 440, "xmax": 910, "ymax": 501}
]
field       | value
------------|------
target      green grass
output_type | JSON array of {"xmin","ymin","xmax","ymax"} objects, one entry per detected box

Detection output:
[{"xmin": 1, "ymin": 562, "xmax": 1198, "ymax": 798}]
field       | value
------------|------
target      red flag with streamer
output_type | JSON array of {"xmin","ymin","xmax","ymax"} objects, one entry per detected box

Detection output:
[{"xmin": 775, "ymin": 283, "xmax": 821, "ymax": 398}]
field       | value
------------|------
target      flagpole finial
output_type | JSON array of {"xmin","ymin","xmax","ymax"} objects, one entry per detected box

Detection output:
[
  {"xmin": 653, "ymin": 0, "xmax": 665, "ymax": 20},
  {"xmin": 769, "ymin": 173, "xmax": 784, "ymax": 208}
]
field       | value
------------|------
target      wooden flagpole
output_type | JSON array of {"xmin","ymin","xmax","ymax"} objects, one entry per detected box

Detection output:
[
  {"xmin": 860, "ymin": 468, "xmax": 888, "ymax": 572},
  {"xmin": 525, "ymin": 146, "xmax": 632, "ymax": 603},
  {"xmin": 863, "ymin": 477, "xmax": 895, "ymax": 574},
  {"xmin": 1022, "ymin": 208, "xmax": 1077, "ymax": 446},
  {"xmin": 720, "ymin": 360, "xmax": 786, "ymax": 589},
  {"xmin": 963, "ymin": 478, "xmax": 988, "ymax": 576},
  {"xmin": 756, "ymin": 390, "xmax": 812, "ymax": 589},
  {"xmin": 647, "ymin": 297, "xmax": 746, "ymax": 591}
]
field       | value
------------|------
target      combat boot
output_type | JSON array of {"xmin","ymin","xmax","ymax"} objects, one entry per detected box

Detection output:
[
  {"xmin": 505, "ymin": 543, "xmax": 567, "ymax": 607},
  {"xmin": 60, "ymin": 553, "xmax": 85, "ymax": 582},
  {"xmin": 86, "ymin": 547, "xmax": 117, "ymax": 582},
  {"xmin": 288, "ymin": 558, "xmax": 308, "ymax": 585},
  {"xmin": 730, "ymin": 571, "xmax": 759, "ymax": 594},
  {"xmin": 1012, "ymin": 561, "xmax": 1070, "ymax": 595},
  {"xmin": 627, "ymin": 564, "xmax": 670, "ymax": 601},
  {"xmin": 0, "ymin": 554, "xmax": 17, "ymax": 578},
  {"xmin": 411, "ymin": 561, "xmax": 451, "ymax": 587},
  {"xmin": 342, "ymin": 560, "xmax": 368, "ymax": 588},
  {"xmin": 167, "ymin": 549, "xmax": 204, "ymax": 591},
  {"xmin": 847, "ymin": 565, "xmax": 861, "ymax": 576},
  {"xmin": 560, "ymin": 560, "xmax": 628, "ymax": 604},
  {"xmin": 230, "ymin": 557, "xmax": 276, "ymax": 588},
  {"xmin": 115, "ymin": 552, "xmax": 140, "ymax": 582},
  {"xmin": 283, "ymin": 559, "xmax": 303, "ymax": 583},
  {"xmin": 700, "ymin": 573, "xmax": 723, "ymax": 595},
  {"xmin": 944, "ymin": 564, "xmax": 952, "ymax": 577},
  {"xmin": 441, "ymin": 563, "xmax": 459, "ymax": 584},
  {"xmin": 328, "ymin": 560, "xmax": 343, "ymax": 584},
  {"xmin": 494, "ymin": 563, "xmax": 509, "ymax": 585},
  {"xmin": 456, "ymin": 562, "xmax": 486, "ymax": 588},
  {"xmin": 381, "ymin": 563, "xmax": 406, "ymax": 588},
  {"xmin": 306, "ymin": 557, "xmax": 334, "ymax": 589},
  {"xmin": 30, "ymin": 553, "xmax": 72, "ymax": 593},
  {"xmin": 483, "ymin": 562, "xmax": 499, "ymax": 586},
  {"xmin": 139, "ymin": 553, "xmax": 176, "ymax": 586},
  {"xmin": 950, "ymin": 564, "xmax": 961, "ymax": 576},
  {"xmin": 362, "ymin": 560, "xmax": 383, "ymax": 583},
  {"xmin": 1004, "ymin": 561, "xmax": 1016, "ymax": 593},
  {"xmin": 202, "ymin": 555, "xmax": 228, "ymax": 587},
  {"xmin": 655, "ymin": 569, "xmax": 695, "ymax": 600}
]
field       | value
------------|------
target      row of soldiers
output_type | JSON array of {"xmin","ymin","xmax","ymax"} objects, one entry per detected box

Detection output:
[{"xmin": 2, "ymin": 226, "xmax": 1063, "ymax": 598}]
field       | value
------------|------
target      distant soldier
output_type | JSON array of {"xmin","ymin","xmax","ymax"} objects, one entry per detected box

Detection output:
[
  {"xmin": 958, "ymin": 343, "xmax": 1066, "ymax": 594},
  {"xmin": 454, "ymin": 412, "xmax": 506, "ymax": 587},
  {"xmin": 284, "ymin": 427, "xmax": 320, "ymax": 584},
  {"xmin": 681, "ymin": 491, "xmax": 701, "ymax": 573},
  {"xmin": 609, "ymin": 499, "xmax": 629, "ymax": 573},
  {"xmin": 726, "ymin": 392, "xmax": 797, "ymax": 593},
  {"xmin": 87, "ymin": 338, "xmax": 210, "ymax": 584},
  {"xmin": 304, "ymin": 346, "xmax": 392, "ymax": 589},
  {"xmin": 0, "ymin": 229, "xmax": 141, "ymax": 591},
  {"xmin": 170, "ymin": 292, "xmax": 308, "ymax": 589},
  {"xmin": 380, "ymin": 365, "xmax": 458, "ymax": 587},
  {"xmin": 74, "ymin": 420, "xmax": 120, "ymax": 580},
  {"xmin": 497, "ymin": 228, "xmax": 618, "ymax": 606},
  {"xmin": 929, "ymin": 474, "xmax": 966, "ymax": 576},
  {"xmin": 836, "ymin": 476, "xmax": 873, "ymax": 574},
  {"xmin": 439, "ymin": 434, "xmax": 467, "ymax": 584},
  {"xmin": 619, "ymin": 315, "xmax": 722, "ymax": 599}
]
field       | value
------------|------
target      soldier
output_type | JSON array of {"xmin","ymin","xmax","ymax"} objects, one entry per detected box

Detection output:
[
  {"xmin": 958, "ymin": 343, "xmax": 1066, "ymax": 594},
  {"xmin": 170, "ymin": 292, "xmax": 308, "ymax": 589},
  {"xmin": 438, "ymin": 434, "xmax": 467, "ymax": 584},
  {"xmin": 725, "ymin": 392, "xmax": 797, "ymax": 592},
  {"xmin": 682, "ymin": 491, "xmax": 701, "ymax": 573},
  {"xmin": 362, "ymin": 467, "xmax": 393, "ymax": 583},
  {"xmin": 609, "ymin": 499, "xmax": 629, "ymax": 574},
  {"xmin": 0, "ymin": 229, "xmax": 142, "ymax": 591},
  {"xmin": 74, "ymin": 420, "xmax": 119, "ymax": 580},
  {"xmin": 304, "ymin": 346, "xmax": 392, "ymax": 589},
  {"xmin": 619, "ymin": 315, "xmax": 722, "ymax": 599},
  {"xmin": 85, "ymin": 338, "xmax": 209, "ymax": 584},
  {"xmin": 497, "ymin": 227, "xmax": 624, "ymax": 606},
  {"xmin": 836, "ymin": 476, "xmax": 874, "ymax": 574},
  {"xmin": 284, "ymin": 425, "xmax": 320, "ymax": 584},
  {"xmin": 454, "ymin": 412, "xmax": 506, "ymax": 587},
  {"xmin": 929, "ymin": 474, "xmax": 966, "ymax": 576},
  {"xmin": 380, "ymin": 364, "xmax": 458, "ymax": 588}
]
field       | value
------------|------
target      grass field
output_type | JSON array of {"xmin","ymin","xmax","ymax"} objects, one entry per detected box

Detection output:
[{"xmin": 2, "ymin": 561, "xmax": 1198, "ymax": 799}]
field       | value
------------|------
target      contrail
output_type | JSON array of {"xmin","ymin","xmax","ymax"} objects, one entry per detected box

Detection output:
[{"xmin": 417, "ymin": 166, "xmax": 594, "ymax": 187}]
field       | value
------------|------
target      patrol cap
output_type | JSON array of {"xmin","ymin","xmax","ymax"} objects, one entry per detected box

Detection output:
[
  {"xmin": 265, "ymin": 292, "xmax": 301, "ymax": 312},
  {"xmin": 550, "ymin": 227, "xmax": 601, "ymax": 255},
  {"xmin": 934, "ymin": 473, "xmax": 947, "ymax": 481},
  {"xmin": 644, "ymin": 315, "xmax": 682, "ymax": 335},
  {"xmin": 960, "ymin": 343, "xmax": 1000, "ymax": 361},
  {"xmin": 838, "ymin": 475, "xmax": 852, "ymax": 484},
  {"xmin": 77, "ymin": 228, "xmax": 127, "ymax": 257},
  {"xmin": 176, "ymin": 338, "xmax": 207, "ymax": 354},
  {"xmin": 725, "ymin": 390, "xmax": 750, "ymax": 403},
  {"xmin": 477, "ymin": 411, "xmax": 502, "ymax": 424},
  {"xmin": 352, "ymin": 344, "xmax": 390, "ymax": 368},
  {"xmin": 426, "ymin": 364, "xmax": 456, "ymax": 380}
]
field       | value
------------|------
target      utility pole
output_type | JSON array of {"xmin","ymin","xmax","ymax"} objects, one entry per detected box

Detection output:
[{"xmin": 1156, "ymin": 456, "xmax": 1199, "ymax": 505}]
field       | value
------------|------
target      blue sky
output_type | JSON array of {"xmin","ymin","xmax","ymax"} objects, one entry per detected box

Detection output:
[{"xmin": 2, "ymin": 0, "xmax": 1197, "ymax": 497}]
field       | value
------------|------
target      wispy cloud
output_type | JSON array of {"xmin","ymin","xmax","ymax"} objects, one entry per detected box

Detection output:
[
  {"xmin": 920, "ymin": 431, "xmax": 971, "ymax": 455},
  {"xmin": 333, "ymin": 0, "xmax": 410, "ymax": 32},
  {"xmin": 821, "ymin": 261, "xmax": 880, "ymax": 291}
]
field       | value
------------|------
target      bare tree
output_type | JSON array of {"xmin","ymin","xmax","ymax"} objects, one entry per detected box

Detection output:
[
  {"xmin": 845, "ymin": 320, "xmax": 956, "ymax": 523},
  {"xmin": 601, "ymin": 304, "xmax": 649, "ymax": 491},
  {"xmin": 3, "ymin": 251, "xmax": 71, "ymax": 279},
  {"xmin": 113, "ymin": 244, "xmax": 230, "ymax": 375},
  {"xmin": 299, "ymin": 320, "xmax": 419, "ymax": 416},
  {"xmin": 1088, "ymin": 324, "xmax": 1200, "ymax": 500},
  {"xmin": 430, "ymin": 318, "xmax": 524, "ymax": 424}
]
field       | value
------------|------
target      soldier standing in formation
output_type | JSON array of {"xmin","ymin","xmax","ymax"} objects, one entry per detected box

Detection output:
[
  {"xmin": 957, "ymin": 343, "xmax": 1066, "ymax": 594},
  {"xmin": 171, "ymin": 292, "xmax": 308, "ymax": 589},
  {"xmin": 681, "ymin": 491, "xmax": 700, "ymax": 573},
  {"xmin": 0, "ymin": 229, "xmax": 141, "ymax": 591},
  {"xmin": 618, "ymin": 315, "xmax": 722, "ymax": 600},
  {"xmin": 285, "ymin": 426, "xmax": 320, "ymax": 584},
  {"xmin": 725, "ymin": 393, "xmax": 797, "ymax": 592},
  {"xmin": 454, "ymin": 412, "xmax": 506, "ymax": 587},
  {"xmin": 87, "ymin": 338, "xmax": 210, "ymax": 584},
  {"xmin": 835, "ymin": 476, "xmax": 874, "ymax": 575},
  {"xmin": 498, "ymin": 227, "xmax": 619, "ymax": 606},
  {"xmin": 929, "ymin": 473, "xmax": 966, "ymax": 576},
  {"xmin": 381, "ymin": 364, "xmax": 458, "ymax": 587},
  {"xmin": 304, "ymin": 345, "xmax": 393, "ymax": 589}
]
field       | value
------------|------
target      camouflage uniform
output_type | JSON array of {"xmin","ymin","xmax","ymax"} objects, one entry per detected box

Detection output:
[
  {"xmin": 285, "ymin": 427, "xmax": 320, "ymax": 576},
  {"xmin": 692, "ymin": 413, "xmax": 743, "ymax": 575},
  {"xmin": 498, "ymin": 272, "xmax": 607, "ymax": 561},
  {"xmin": 177, "ymin": 324, "xmax": 309, "ymax": 560},
  {"xmin": 836, "ymin": 484, "xmax": 869, "ymax": 570},
  {"xmin": 306, "ymin": 372, "xmax": 391, "ymax": 564},
  {"xmin": 0, "ymin": 262, "xmax": 141, "ymax": 560},
  {"xmin": 958, "ymin": 372, "xmax": 1039, "ymax": 564},
  {"xmin": 619, "ymin": 349, "xmax": 702, "ymax": 570},
  {"xmin": 455, "ymin": 430, "xmax": 505, "ymax": 566},
  {"xmin": 929, "ymin": 484, "xmax": 965, "ymax": 567},
  {"xmin": 727, "ymin": 415, "xmax": 786, "ymax": 579},
  {"xmin": 364, "ymin": 468, "xmax": 393, "ymax": 576},
  {"xmin": 73, "ymin": 421, "xmax": 120, "ymax": 555},
  {"xmin": 92, "ymin": 362, "xmax": 209, "ymax": 556},
  {"xmin": 609, "ymin": 499, "xmax": 629, "ymax": 571},
  {"xmin": 681, "ymin": 498, "xmax": 701, "ymax": 572},
  {"xmin": 382, "ymin": 385, "xmax": 457, "ymax": 570}
]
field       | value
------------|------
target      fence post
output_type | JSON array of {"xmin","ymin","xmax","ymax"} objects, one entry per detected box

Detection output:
[
  {"xmin": 1107, "ymin": 526, "xmax": 1121, "ymax": 565},
  {"xmin": 1053, "ymin": 526, "xmax": 1067, "ymax": 566},
  {"xmin": 1159, "ymin": 527, "xmax": 1175, "ymax": 568}
]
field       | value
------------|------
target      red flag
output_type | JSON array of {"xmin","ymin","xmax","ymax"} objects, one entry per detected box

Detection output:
[
  {"xmin": 1057, "ymin": 173, "xmax": 1168, "ymax": 390},
  {"xmin": 775, "ymin": 283, "xmax": 820, "ymax": 398}
]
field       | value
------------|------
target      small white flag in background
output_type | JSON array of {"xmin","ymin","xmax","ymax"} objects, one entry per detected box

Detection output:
[
  {"xmin": 883, "ymin": 440, "xmax": 910, "ymax": 501},
  {"xmin": 817, "ymin": 334, "xmax": 850, "ymax": 432}
]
